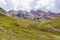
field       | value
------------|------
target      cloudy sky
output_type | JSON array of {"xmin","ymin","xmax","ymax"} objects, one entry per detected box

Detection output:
[{"xmin": 0, "ymin": 0, "xmax": 60, "ymax": 13}]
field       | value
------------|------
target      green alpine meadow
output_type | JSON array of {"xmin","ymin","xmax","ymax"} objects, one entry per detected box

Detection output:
[{"xmin": 0, "ymin": 12, "xmax": 60, "ymax": 40}]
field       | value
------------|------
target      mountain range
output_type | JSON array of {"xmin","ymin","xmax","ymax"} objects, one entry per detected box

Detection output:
[{"xmin": 0, "ymin": 7, "xmax": 60, "ymax": 21}]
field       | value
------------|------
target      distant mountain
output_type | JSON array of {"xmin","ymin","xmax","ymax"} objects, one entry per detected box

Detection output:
[
  {"xmin": 8, "ymin": 10, "xmax": 35, "ymax": 20},
  {"xmin": 7, "ymin": 9, "xmax": 60, "ymax": 21},
  {"xmin": 0, "ymin": 7, "xmax": 6, "ymax": 13},
  {"xmin": 0, "ymin": 7, "xmax": 60, "ymax": 21},
  {"xmin": 7, "ymin": 10, "xmax": 18, "ymax": 16}
]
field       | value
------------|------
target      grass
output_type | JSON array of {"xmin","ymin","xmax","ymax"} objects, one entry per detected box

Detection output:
[{"xmin": 0, "ymin": 12, "xmax": 60, "ymax": 40}]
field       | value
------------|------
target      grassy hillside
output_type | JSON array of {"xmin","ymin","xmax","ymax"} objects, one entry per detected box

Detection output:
[{"xmin": 0, "ymin": 12, "xmax": 60, "ymax": 40}]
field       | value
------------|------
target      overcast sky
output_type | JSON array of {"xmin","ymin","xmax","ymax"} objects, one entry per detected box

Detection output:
[{"xmin": 0, "ymin": 0, "xmax": 60, "ymax": 13}]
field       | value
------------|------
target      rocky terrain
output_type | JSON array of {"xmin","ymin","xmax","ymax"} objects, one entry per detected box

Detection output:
[{"xmin": 8, "ymin": 9, "xmax": 60, "ymax": 21}]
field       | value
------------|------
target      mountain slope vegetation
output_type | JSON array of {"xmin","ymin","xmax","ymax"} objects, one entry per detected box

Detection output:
[{"xmin": 0, "ymin": 12, "xmax": 60, "ymax": 40}]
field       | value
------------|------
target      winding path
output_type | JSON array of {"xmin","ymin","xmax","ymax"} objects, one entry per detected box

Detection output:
[{"xmin": 47, "ymin": 24, "xmax": 60, "ymax": 32}]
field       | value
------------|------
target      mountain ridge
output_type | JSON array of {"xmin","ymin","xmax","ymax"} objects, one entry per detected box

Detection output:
[
  {"xmin": 8, "ymin": 9, "xmax": 60, "ymax": 21},
  {"xmin": 0, "ymin": 7, "xmax": 60, "ymax": 21}
]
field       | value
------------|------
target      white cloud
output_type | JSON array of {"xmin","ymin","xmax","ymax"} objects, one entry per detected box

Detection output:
[
  {"xmin": 11, "ymin": 0, "xmax": 19, "ymax": 10},
  {"xmin": 34, "ymin": 0, "xmax": 55, "ymax": 9},
  {"xmin": 44, "ymin": 0, "xmax": 59, "ymax": 12},
  {"xmin": 10, "ymin": 0, "xmax": 33, "ymax": 11},
  {"xmin": 0, "ymin": 0, "xmax": 6, "ymax": 5},
  {"xmin": 18, "ymin": 0, "xmax": 33, "ymax": 11},
  {"xmin": 0, "ymin": 0, "xmax": 56, "ymax": 12}
]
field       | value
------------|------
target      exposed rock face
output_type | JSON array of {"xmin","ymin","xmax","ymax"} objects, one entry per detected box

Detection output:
[
  {"xmin": 8, "ymin": 10, "xmax": 18, "ymax": 15},
  {"xmin": 0, "ymin": 7, "xmax": 6, "ymax": 13},
  {"xmin": 7, "ymin": 9, "xmax": 60, "ymax": 21}
]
